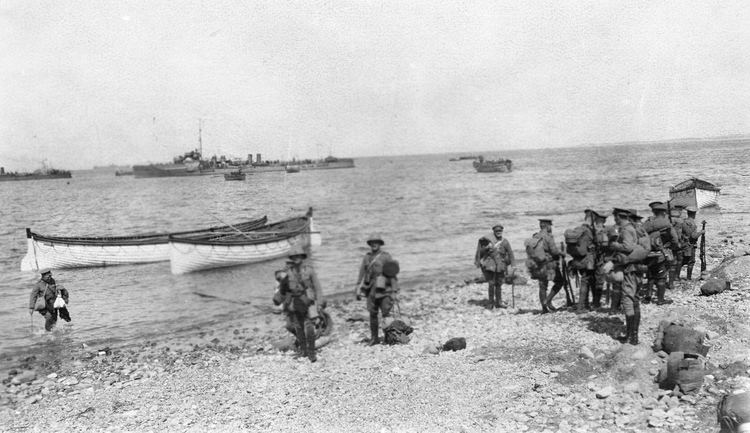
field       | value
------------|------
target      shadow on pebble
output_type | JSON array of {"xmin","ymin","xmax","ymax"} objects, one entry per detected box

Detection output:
[{"xmin": 578, "ymin": 315, "xmax": 624, "ymax": 341}]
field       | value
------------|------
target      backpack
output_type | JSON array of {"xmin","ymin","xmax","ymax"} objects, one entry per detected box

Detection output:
[
  {"xmin": 564, "ymin": 226, "xmax": 590, "ymax": 259},
  {"xmin": 524, "ymin": 235, "xmax": 546, "ymax": 263}
]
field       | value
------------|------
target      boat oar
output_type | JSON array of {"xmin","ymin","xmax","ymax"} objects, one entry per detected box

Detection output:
[
  {"xmin": 191, "ymin": 291, "xmax": 276, "ymax": 314},
  {"xmin": 201, "ymin": 211, "xmax": 265, "ymax": 242}
]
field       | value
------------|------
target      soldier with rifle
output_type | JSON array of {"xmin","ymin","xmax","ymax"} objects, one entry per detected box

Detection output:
[
  {"xmin": 666, "ymin": 201, "xmax": 684, "ymax": 288},
  {"xmin": 565, "ymin": 209, "xmax": 608, "ymax": 311},
  {"xmin": 700, "ymin": 220, "xmax": 707, "ymax": 277},
  {"xmin": 642, "ymin": 201, "xmax": 678, "ymax": 305},
  {"xmin": 541, "ymin": 241, "xmax": 575, "ymax": 310}
]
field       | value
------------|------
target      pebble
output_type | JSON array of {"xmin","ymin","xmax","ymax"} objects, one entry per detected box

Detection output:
[
  {"xmin": 10, "ymin": 370, "xmax": 36, "ymax": 385},
  {"xmin": 578, "ymin": 346, "xmax": 595, "ymax": 360},
  {"xmin": 595, "ymin": 386, "xmax": 614, "ymax": 399}
]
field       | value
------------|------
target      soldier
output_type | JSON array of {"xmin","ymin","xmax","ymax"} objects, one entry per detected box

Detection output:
[
  {"xmin": 528, "ymin": 219, "xmax": 563, "ymax": 314},
  {"xmin": 565, "ymin": 209, "xmax": 608, "ymax": 311},
  {"xmin": 475, "ymin": 225, "xmax": 514, "ymax": 309},
  {"xmin": 629, "ymin": 209, "xmax": 650, "ymax": 302},
  {"xmin": 680, "ymin": 206, "xmax": 704, "ymax": 280},
  {"xmin": 28, "ymin": 269, "xmax": 71, "ymax": 331},
  {"xmin": 641, "ymin": 201, "xmax": 677, "ymax": 305},
  {"xmin": 607, "ymin": 208, "xmax": 640, "ymax": 345},
  {"xmin": 279, "ymin": 247, "xmax": 324, "ymax": 362},
  {"xmin": 668, "ymin": 203, "xmax": 686, "ymax": 286},
  {"xmin": 355, "ymin": 234, "xmax": 399, "ymax": 345}
]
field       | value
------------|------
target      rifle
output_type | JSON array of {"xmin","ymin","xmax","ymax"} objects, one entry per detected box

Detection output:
[
  {"xmin": 700, "ymin": 220, "xmax": 707, "ymax": 274},
  {"xmin": 560, "ymin": 242, "xmax": 574, "ymax": 306}
]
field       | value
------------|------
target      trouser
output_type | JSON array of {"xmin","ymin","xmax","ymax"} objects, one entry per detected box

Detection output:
[
  {"xmin": 681, "ymin": 251, "xmax": 696, "ymax": 279},
  {"xmin": 367, "ymin": 295, "xmax": 394, "ymax": 341},
  {"xmin": 482, "ymin": 270, "xmax": 505, "ymax": 307},
  {"xmin": 646, "ymin": 260, "xmax": 669, "ymax": 302},
  {"xmin": 38, "ymin": 307, "xmax": 71, "ymax": 331},
  {"xmin": 578, "ymin": 268, "xmax": 603, "ymax": 309},
  {"xmin": 540, "ymin": 266, "xmax": 564, "ymax": 311},
  {"xmin": 669, "ymin": 251, "xmax": 683, "ymax": 286},
  {"xmin": 287, "ymin": 311, "xmax": 315, "ymax": 357},
  {"xmin": 610, "ymin": 282, "xmax": 622, "ymax": 313}
]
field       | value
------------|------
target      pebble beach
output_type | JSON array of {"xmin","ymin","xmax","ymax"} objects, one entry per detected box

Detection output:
[{"xmin": 2, "ymin": 238, "xmax": 749, "ymax": 432}]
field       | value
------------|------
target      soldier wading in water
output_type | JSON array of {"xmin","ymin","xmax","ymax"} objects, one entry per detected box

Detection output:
[
  {"xmin": 355, "ymin": 234, "xmax": 399, "ymax": 345},
  {"xmin": 475, "ymin": 225, "xmax": 514, "ymax": 309},
  {"xmin": 29, "ymin": 268, "xmax": 71, "ymax": 331},
  {"xmin": 276, "ymin": 247, "xmax": 324, "ymax": 362}
]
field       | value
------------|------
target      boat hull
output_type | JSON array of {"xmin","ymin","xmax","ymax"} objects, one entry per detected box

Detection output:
[
  {"xmin": 169, "ymin": 232, "xmax": 313, "ymax": 275},
  {"xmin": 20, "ymin": 218, "xmax": 267, "ymax": 271},
  {"xmin": 669, "ymin": 178, "xmax": 720, "ymax": 209},
  {"xmin": 169, "ymin": 212, "xmax": 321, "ymax": 275},
  {"xmin": 132, "ymin": 164, "xmax": 215, "ymax": 178},
  {"xmin": 669, "ymin": 188, "xmax": 720, "ymax": 209},
  {"xmin": 0, "ymin": 173, "xmax": 72, "ymax": 182},
  {"xmin": 21, "ymin": 240, "xmax": 169, "ymax": 271}
]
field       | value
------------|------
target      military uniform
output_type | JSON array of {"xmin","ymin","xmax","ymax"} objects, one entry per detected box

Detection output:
[
  {"xmin": 531, "ymin": 219, "xmax": 563, "ymax": 313},
  {"xmin": 608, "ymin": 209, "xmax": 640, "ymax": 345},
  {"xmin": 641, "ymin": 202, "xmax": 678, "ymax": 305},
  {"xmin": 680, "ymin": 207, "xmax": 702, "ymax": 280},
  {"xmin": 356, "ymin": 235, "xmax": 399, "ymax": 345},
  {"xmin": 668, "ymin": 204, "xmax": 686, "ymax": 286},
  {"xmin": 28, "ymin": 270, "xmax": 71, "ymax": 331},
  {"xmin": 280, "ymin": 248, "xmax": 323, "ymax": 362},
  {"xmin": 475, "ymin": 225, "xmax": 514, "ymax": 309},
  {"xmin": 568, "ymin": 210, "xmax": 609, "ymax": 311}
]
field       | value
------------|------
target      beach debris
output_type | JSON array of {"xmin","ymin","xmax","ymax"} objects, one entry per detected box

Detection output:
[
  {"xmin": 658, "ymin": 352, "xmax": 706, "ymax": 394},
  {"xmin": 653, "ymin": 321, "xmax": 711, "ymax": 357},
  {"xmin": 717, "ymin": 391, "xmax": 750, "ymax": 433},
  {"xmin": 383, "ymin": 320, "xmax": 413, "ymax": 345},
  {"xmin": 441, "ymin": 337, "xmax": 466, "ymax": 352},
  {"xmin": 700, "ymin": 278, "xmax": 730, "ymax": 296},
  {"xmin": 595, "ymin": 385, "xmax": 614, "ymax": 399}
]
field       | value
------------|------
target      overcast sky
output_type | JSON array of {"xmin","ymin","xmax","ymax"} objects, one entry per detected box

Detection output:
[{"xmin": 1, "ymin": 1, "xmax": 749, "ymax": 170}]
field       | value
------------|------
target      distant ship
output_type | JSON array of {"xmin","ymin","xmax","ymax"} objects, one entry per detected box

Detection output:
[
  {"xmin": 473, "ymin": 156, "xmax": 512, "ymax": 173},
  {"xmin": 250, "ymin": 156, "xmax": 354, "ymax": 173},
  {"xmin": 0, "ymin": 166, "xmax": 72, "ymax": 182},
  {"xmin": 133, "ymin": 150, "xmax": 215, "ymax": 178}
]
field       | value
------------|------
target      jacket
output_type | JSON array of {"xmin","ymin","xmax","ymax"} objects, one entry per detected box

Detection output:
[
  {"xmin": 608, "ymin": 221, "xmax": 638, "ymax": 273},
  {"xmin": 356, "ymin": 250, "xmax": 393, "ymax": 288},
  {"xmin": 283, "ymin": 263, "xmax": 323, "ymax": 302},
  {"xmin": 475, "ymin": 233, "xmax": 514, "ymax": 272},
  {"xmin": 29, "ymin": 279, "xmax": 69, "ymax": 311}
]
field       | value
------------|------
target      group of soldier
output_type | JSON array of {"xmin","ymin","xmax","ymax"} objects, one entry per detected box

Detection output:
[
  {"xmin": 273, "ymin": 234, "xmax": 398, "ymax": 363},
  {"xmin": 475, "ymin": 202, "xmax": 704, "ymax": 345}
]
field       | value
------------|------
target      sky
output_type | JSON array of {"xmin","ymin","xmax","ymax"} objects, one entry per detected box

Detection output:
[{"xmin": 1, "ymin": 0, "xmax": 749, "ymax": 170}]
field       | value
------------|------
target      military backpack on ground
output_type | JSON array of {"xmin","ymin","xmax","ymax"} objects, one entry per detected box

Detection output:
[{"xmin": 564, "ymin": 226, "xmax": 590, "ymax": 259}]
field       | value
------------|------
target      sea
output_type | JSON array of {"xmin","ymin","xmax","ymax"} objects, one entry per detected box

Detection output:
[{"xmin": 1, "ymin": 140, "xmax": 749, "ymax": 361}]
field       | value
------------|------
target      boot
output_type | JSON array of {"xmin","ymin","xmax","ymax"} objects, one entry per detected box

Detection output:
[
  {"xmin": 591, "ymin": 285, "xmax": 602, "ymax": 309},
  {"xmin": 539, "ymin": 282, "xmax": 549, "ymax": 314},
  {"xmin": 544, "ymin": 286, "xmax": 560, "ymax": 312},
  {"xmin": 577, "ymin": 280, "xmax": 590, "ymax": 312},
  {"xmin": 368, "ymin": 316, "xmax": 380, "ymax": 346},
  {"xmin": 655, "ymin": 281, "xmax": 672, "ymax": 305},
  {"xmin": 641, "ymin": 282, "xmax": 652, "ymax": 304},
  {"xmin": 629, "ymin": 305, "xmax": 640, "ymax": 345},
  {"xmin": 306, "ymin": 330, "xmax": 317, "ymax": 362},
  {"xmin": 686, "ymin": 267, "xmax": 693, "ymax": 281},
  {"xmin": 618, "ymin": 316, "xmax": 632, "ymax": 343},
  {"xmin": 495, "ymin": 287, "xmax": 507, "ymax": 308}
]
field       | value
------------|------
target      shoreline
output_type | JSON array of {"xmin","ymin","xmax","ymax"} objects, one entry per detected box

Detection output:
[{"xmin": 1, "ymin": 241, "xmax": 749, "ymax": 431}]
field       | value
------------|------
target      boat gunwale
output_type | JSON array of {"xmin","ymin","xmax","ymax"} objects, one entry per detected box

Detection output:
[
  {"xmin": 168, "ymin": 215, "xmax": 310, "ymax": 246},
  {"xmin": 669, "ymin": 177, "xmax": 721, "ymax": 193},
  {"xmin": 26, "ymin": 217, "xmax": 267, "ymax": 246}
]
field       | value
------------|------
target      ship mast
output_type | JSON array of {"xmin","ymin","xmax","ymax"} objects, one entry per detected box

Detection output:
[{"xmin": 198, "ymin": 118, "xmax": 203, "ymax": 158}]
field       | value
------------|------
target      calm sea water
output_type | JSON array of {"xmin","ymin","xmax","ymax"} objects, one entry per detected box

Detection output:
[{"xmin": 1, "ymin": 141, "xmax": 749, "ymax": 358}]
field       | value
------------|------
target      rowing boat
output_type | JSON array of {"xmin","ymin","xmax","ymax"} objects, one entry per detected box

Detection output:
[
  {"xmin": 169, "ymin": 208, "xmax": 322, "ymax": 275},
  {"xmin": 20, "ymin": 217, "xmax": 267, "ymax": 271},
  {"xmin": 669, "ymin": 178, "xmax": 721, "ymax": 209}
]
